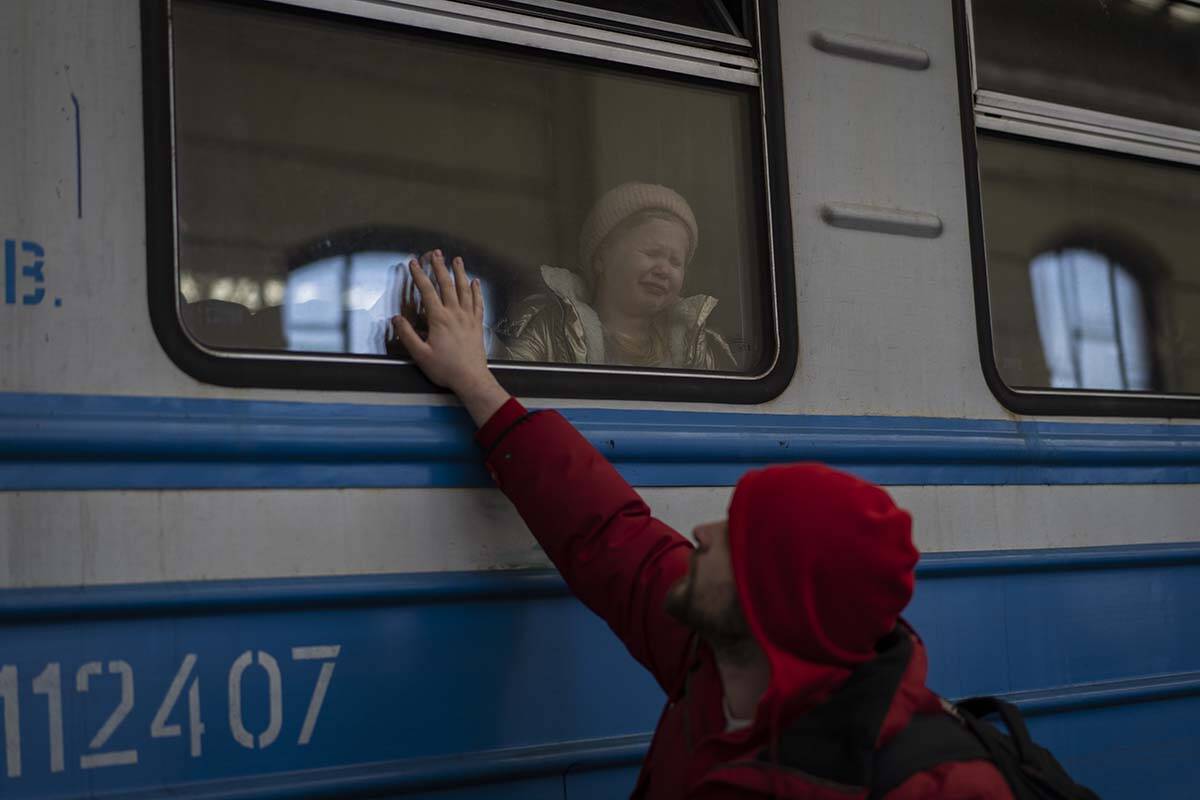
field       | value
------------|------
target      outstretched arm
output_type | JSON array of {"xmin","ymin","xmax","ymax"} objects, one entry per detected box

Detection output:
[{"xmin": 393, "ymin": 252, "xmax": 695, "ymax": 690}]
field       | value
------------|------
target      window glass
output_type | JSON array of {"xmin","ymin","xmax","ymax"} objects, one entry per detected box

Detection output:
[
  {"xmin": 972, "ymin": 0, "xmax": 1200, "ymax": 130},
  {"xmin": 978, "ymin": 133, "xmax": 1200, "ymax": 394},
  {"xmin": 1029, "ymin": 249, "xmax": 1152, "ymax": 390},
  {"xmin": 557, "ymin": 0, "xmax": 745, "ymax": 35},
  {"xmin": 172, "ymin": 0, "xmax": 769, "ymax": 374}
]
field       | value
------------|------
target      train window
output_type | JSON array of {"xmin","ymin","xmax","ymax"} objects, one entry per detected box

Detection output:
[
  {"xmin": 974, "ymin": 134, "xmax": 1200, "ymax": 402},
  {"xmin": 972, "ymin": 0, "xmax": 1200, "ymax": 131},
  {"xmin": 144, "ymin": 0, "xmax": 795, "ymax": 401},
  {"xmin": 958, "ymin": 0, "xmax": 1200, "ymax": 415}
]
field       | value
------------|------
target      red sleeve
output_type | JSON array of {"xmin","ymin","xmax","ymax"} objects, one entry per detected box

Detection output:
[
  {"xmin": 885, "ymin": 759, "xmax": 1015, "ymax": 800},
  {"xmin": 475, "ymin": 397, "xmax": 530, "ymax": 453},
  {"xmin": 475, "ymin": 400, "xmax": 695, "ymax": 692}
]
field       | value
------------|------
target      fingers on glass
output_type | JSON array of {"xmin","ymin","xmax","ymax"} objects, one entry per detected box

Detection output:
[
  {"xmin": 452, "ymin": 256, "xmax": 471, "ymax": 309},
  {"xmin": 471, "ymin": 278, "xmax": 483, "ymax": 318},
  {"xmin": 407, "ymin": 250, "xmax": 474, "ymax": 318},
  {"xmin": 393, "ymin": 314, "xmax": 431, "ymax": 357},
  {"xmin": 408, "ymin": 258, "xmax": 440, "ymax": 310},
  {"xmin": 430, "ymin": 249, "xmax": 458, "ymax": 309}
]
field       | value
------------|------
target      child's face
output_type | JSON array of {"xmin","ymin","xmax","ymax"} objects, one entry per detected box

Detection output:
[{"xmin": 595, "ymin": 217, "xmax": 689, "ymax": 318}]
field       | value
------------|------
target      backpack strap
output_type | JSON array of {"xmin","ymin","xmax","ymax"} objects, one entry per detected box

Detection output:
[
  {"xmin": 869, "ymin": 712, "xmax": 990, "ymax": 799},
  {"xmin": 955, "ymin": 697, "xmax": 1102, "ymax": 800},
  {"xmin": 957, "ymin": 697, "xmax": 1038, "ymax": 763},
  {"xmin": 767, "ymin": 629, "xmax": 915, "ymax": 787}
]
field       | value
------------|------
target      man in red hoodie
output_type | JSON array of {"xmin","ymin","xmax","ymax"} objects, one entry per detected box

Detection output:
[{"xmin": 393, "ymin": 251, "xmax": 1013, "ymax": 799}]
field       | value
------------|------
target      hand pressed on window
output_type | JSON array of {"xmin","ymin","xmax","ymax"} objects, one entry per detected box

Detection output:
[{"xmin": 392, "ymin": 249, "xmax": 510, "ymax": 426}]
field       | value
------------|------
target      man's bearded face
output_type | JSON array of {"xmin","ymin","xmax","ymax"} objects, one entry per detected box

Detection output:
[{"xmin": 664, "ymin": 519, "xmax": 752, "ymax": 646}]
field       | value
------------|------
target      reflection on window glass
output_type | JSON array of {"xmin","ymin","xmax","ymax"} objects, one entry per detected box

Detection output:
[
  {"xmin": 171, "ymin": 0, "xmax": 769, "ymax": 374},
  {"xmin": 1030, "ymin": 249, "xmax": 1151, "ymax": 390},
  {"xmin": 277, "ymin": 251, "xmax": 499, "ymax": 355},
  {"xmin": 978, "ymin": 133, "xmax": 1200, "ymax": 395},
  {"xmin": 283, "ymin": 253, "xmax": 402, "ymax": 354},
  {"xmin": 564, "ymin": 0, "xmax": 746, "ymax": 35},
  {"xmin": 973, "ymin": 0, "xmax": 1200, "ymax": 130},
  {"xmin": 493, "ymin": 183, "xmax": 736, "ymax": 370}
]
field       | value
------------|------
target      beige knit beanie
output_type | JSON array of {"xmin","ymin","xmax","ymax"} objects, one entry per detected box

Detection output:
[{"xmin": 578, "ymin": 183, "xmax": 699, "ymax": 274}]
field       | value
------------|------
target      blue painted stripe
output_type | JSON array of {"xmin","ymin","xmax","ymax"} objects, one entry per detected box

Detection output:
[
  {"xmin": 44, "ymin": 672, "xmax": 1200, "ymax": 799},
  {"xmin": 915, "ymin": 542, "xmax": 1200, "ymax": 576},
  {"xmin": 0, "ymin": 542, "xmax": 1195, "ymax": 623},
  {"xmin": 1010, "ymin": 671, "xmax": 1200, "ymax": 716},
  {"xmin": 1, "ymin": 543, "xmax": 1197, "ymax": 621},
  {"xmin": 1, "ymin": 544, "xmax": 1196, "ymax": 799},
  {"xmin": 94, "ymin": 735, "xmax": 652, "ymax": 800},
  {"xmin": 0, "ymin": 570, "xmax": 569, "ymax": 621},
  {"xmin": 4, "ymin": 391, "xmax": 1200, "ymax": 489}
]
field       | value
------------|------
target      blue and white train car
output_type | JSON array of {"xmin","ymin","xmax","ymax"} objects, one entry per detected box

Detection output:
[{"xmin": 3, "ymin": 0, "xmax": 1199, "ymax": 796}]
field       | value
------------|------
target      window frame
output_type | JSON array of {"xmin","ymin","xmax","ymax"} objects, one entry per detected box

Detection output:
[
  {"xmin": 953, "ymin": 0, "xmax": 1200, "ymax": 418},
  {"xmin": 468, "ymin": 0, "xmax": 756, "ymax": 50},
  {"xmin": 140, "ymin": 0, "xmax": 797, "ymax": 403}
]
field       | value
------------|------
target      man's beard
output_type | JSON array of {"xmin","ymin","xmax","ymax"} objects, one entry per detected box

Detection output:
[{"xmin": 664, "ymin": 571, "xmax": 754, "ymax": 656}]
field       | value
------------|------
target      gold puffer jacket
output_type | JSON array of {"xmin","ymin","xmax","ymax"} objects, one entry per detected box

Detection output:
[{"xmin": 492, "ymin": 266, "xmax": 737, "ymax": 371}]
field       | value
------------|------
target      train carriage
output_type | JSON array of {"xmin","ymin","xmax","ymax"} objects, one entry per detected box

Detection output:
[{"xmin": 2, "ymin": 0, "xmax": 1199, "ymax": 797}]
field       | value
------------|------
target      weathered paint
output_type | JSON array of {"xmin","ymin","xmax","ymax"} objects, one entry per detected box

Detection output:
[
  {"xmin": 2, "ymin": 1, "xmax": 1199, "ymax": 797},
  {"xmin": 3, "ymin": 484, "xmax": 1200, "ymax": 588}
]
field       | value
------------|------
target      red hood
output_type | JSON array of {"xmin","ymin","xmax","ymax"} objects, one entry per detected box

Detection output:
[{"xmin": 728, "ymin": 463, "xmax": 919, "ymax": 733}]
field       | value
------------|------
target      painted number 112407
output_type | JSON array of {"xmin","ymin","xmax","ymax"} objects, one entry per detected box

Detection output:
[{"xmin": 0, "ymin": 645, "xmax": 341, "ymax": 779}]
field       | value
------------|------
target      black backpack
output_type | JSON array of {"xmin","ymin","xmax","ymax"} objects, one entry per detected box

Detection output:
[
  {"xmin": 766, "ymin": 630, "xmax": 1101, "ymax": 799},
  {"xmin": 870, "ymin": 696, "xmax": 1102, "ymax": 799}
]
